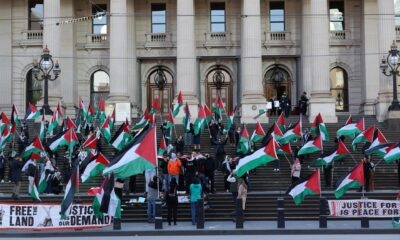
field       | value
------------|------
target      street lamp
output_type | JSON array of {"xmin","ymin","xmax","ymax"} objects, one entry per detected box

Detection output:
[
  {"xmin": 212, "ymin": 66, "xmax": 225, "ymax": 96},
  {"xmin": 380, "ymin": 40, "xmax": 400, "ymax": 111},
  {"xmin": 154, "ymin": 66, "xmax": 167, "ymax": 90},
  {"xmin": 269, "ymin": 65, "xmax": 285, "ymax": 92},
  {"xmin": 32, "ymin": 45, "xmax": 61, "ymax": 115}
]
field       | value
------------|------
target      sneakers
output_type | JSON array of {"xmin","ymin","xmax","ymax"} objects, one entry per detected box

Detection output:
[{"xmin": 0, "ymin": 180, "xmax": 4, "ymax": 183}]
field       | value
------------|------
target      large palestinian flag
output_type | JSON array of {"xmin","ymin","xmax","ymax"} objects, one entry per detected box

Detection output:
[
  {"xmin": 60, "ymin": 163, "xmax": 79, "ymax": 218},
  {"xmin": 172, "ymin": 91, "xmax": 183, "ymax": 118},
  {"xmin": 313, "ymin": 140, "xmax": 350, "ymax": 166},
  {"xmin": 234, "ymin": 138, "xmax": 278, "ymax": 177},
  {"xmin": 334, "ymin": 162, "xmax": 364, "ymax": 199},
  {"xmin": 103, "ymin": 126, "xmax": 157, "ymax": 178},
  {"xmin": 193, "ymin": 105, "xmax": 206, "ymax": 135},
  {"xmin": 297, "ymin": 135, "xmax": 323, "ymax": 156},
  {"xmin": 383, "ymin": 143, "xmax": 400, "ymax": 163},
  {"xmin": 81, "ymin": 153, "xmax": 110, "ymax": 183},
  {"xmin": 101, "ymin": 117, "xmax": 112, "ymax": 143},
  {"xmin": 237, "ymin": 126, "xmax": 250, "ymax": 154},
  {"xmin": 25, "ymin": 103, "xmax": 40, "ymax": 120},
  {"xmin": 22, "ymin": 136, "xmax": 45, "ymax": 158},
  {"xmin": 182, "ymin": 103, "xmax": 191, "ymax": 133},
  {"xmin": 351, "ymin": 126, "xmax": 375, "ymax": 148},
  {"xmin": 337, "ymin": 117, "xmax": 364, "ymax": 138},
  {"xmin": 11, "ymin": 104, "xmax": 20, "ymax": 127},
  {"xmin": 279, "ymin": 120, "xmax": 302, "ymax": 145},
  {"xmin": 48, "ymin": 129, "xmax": 79, "ymax": 153},
  {"xmin": 364, "ymin": 128, "xmax": 388, "ymax": 157},
  {"xmin": 311, "ymin": 113, "xmax": 329, "ymax": 141},
  {"xmin": 92, "ymin": 174, "xmax": 121, "ymax": 219},
  {"xmin": 287, "ymin": 169, "xmax": 320, "ymax": 205}
]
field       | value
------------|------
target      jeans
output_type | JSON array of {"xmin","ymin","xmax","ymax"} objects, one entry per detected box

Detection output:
[
  {"xmin": 163, "ymin": 173, "xmax": 169, "ymax": 192},
  {"xmin": 190, "ymin": 201, "xmax": 197, "ymax": 225},
  {"xmin": 147, "ymin": 199, "xmax": 156, "ymax": 222},
  {"xmin": 145, "ymin": 168, "xmax": 156, "ymax": 193}
]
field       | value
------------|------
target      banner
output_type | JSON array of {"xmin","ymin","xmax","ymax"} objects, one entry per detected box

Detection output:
[
  {"xmin": 328, "ymin": 199, "xmax": 400, "ymax": 218},
  {"xmin": 0, "ymin": 202, "xmax": 113, "ymax": 230}
]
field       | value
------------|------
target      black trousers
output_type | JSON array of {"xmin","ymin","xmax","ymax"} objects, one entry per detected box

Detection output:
[
  {"xmin": 167, "ymin": 205, "xmax": 177, "ymax": 224},
  {"xmin": 0, "ymin": 167, "xmax": 4, "ymax": 180},
  {"xmin": 206, "ymin": 173, "xmax": 215, "ymax": 192}
]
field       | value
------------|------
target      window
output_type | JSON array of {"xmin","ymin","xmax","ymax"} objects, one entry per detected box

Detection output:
[
  {"xmin": 91, "ymin": 71, "xmax": 110, "ymax": 108},
  {"xmin": 270, "ymin": 1, "xmax": 285, "ymax": 32},
  {"xmin": 29, "ymin": 0, "xmax": 43, "ymax": 30},
  {"xmin": 330, "ymin": 67, "xmax": 348, "ymax": 111},
  {"xmin": 329, "ymin": 1, "xmax": 344, "ymax": 31},
  {"xmin": 395, "ymin": 0, "xmax": 400, "ymax": 25},
  {"xmin": 92, "ymin": 4, "xmax": 107, "ymax": 34},
  {"xmin": 26, "ymin": 69, "xmax": 43, "ymax": 108},
  {"xmin": 152, "ymin": 4, "xmax": 166, "ymax": 33},
  {"xmin": 210, "ymin": 2, "xmax": 225, "ymax": 32}
]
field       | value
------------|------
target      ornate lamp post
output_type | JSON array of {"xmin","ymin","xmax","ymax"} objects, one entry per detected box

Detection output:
[
  {"xmin": 380, "ymin": 40, "xmax": 400, "ymax": 111},
  {"xmin": 154, "ymin": 66, "xmax": 167, "ymax": 113},
  {"xmin": 269, "ymin": 65, "xmax": 285, "ymax": 93},
  {"xmin": 212, "ymin": 66, "xmax": 225, "ymax": 96},
  {"xmin": 32, "ymin": 45, "xmax": 61, "ymax": 115}
]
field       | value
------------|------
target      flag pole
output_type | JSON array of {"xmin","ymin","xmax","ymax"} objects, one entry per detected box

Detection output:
[
  {"xmin": 374, "ymin": 158, "xmax": 384, "ymax": 168},
  {"xmin": 154, "ymin": 117, "xmax": 160, "ymax": 199},
  {"xmin": 348, "ymin": 152, "xmax": 358, "ymax": 164},
  {"xmin": 331, "ymin": 162, "xmax": 335, "ymax": 191}
]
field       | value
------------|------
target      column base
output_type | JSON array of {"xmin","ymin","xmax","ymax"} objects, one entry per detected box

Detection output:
[
  {"xmin": 385, "ymin": 110, "xmax": 400, "ymax": 131},
  {"xmin": 375, "ymin": 92, "xmax": 392, "ymax": 122},
  {"xmin": 309, "ymin": 93, "xmax": 337, "ymax": 123},
  {"xmin": 362, "ymin": 99, "xmax": 377, "ymax": 115},
  {"xmin": 240, "ymin": 95, "xmax": 268, "ymax": 124}
]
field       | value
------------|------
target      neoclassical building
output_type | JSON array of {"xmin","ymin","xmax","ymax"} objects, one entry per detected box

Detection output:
[{"xmin": 0, "ymin": 0, "xmax": 399, "ymax": 123}]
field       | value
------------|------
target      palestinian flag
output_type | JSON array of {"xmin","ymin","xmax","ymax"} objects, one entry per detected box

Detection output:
[
  {"xmin": 0, "ymin": 125, "xmax": 11, "ymax": 151},
  {"xmin": 182, "ymin": 103, "xmax": 191, "ymax": 133},
  {"xmin": 11, "ymin": 104, "xmax": 20, "ymax": 127},
  {"xmin": 237, "ymin": 126, "xmax": 250, "ymax": 154},
  {"xmin": 93, "ymin": 174, "xmax": 121, "ymax": 219},
  {"xmin": 383, "ymin": 143, "xmax": 400, "ymax": 163},
  {"xmin": 25, "ymin": 103, "xmax": 40, "ymax": 120},
  {"xmin": 46, "ymin": 112, "xmax": 57, "ymax": 135},
  {"xmin": 311, "ymin": 113, "xmax": 329, "ymax": 141},
  {"xmin": 364, "ymin": 128, "xmax": 388, "ymax": 157},
  {"xmin": 22, "ymin": 136, "xmax": 45, "ymax": 158},
  {"xmin": 234, "ymin": 138, "xmax": 278, "ymax": 177},
  {"xmin": 250, "ymin": 122, "xmax": 266, "ymax": 144},
  {"xmin": 166, "ymin": 110, "xmax": 174, "ymax": 129},
  {"xmin": 0, "ymin": 112, "xmax": 11, "ymax": 133},
  {"xmin": 279, "ymin": 121, "xmax": 302, "ymax": 145},
  {"xmin": 111, "ymin": 123, "xmax": 132, "ymax": 151},
  {"xmin": 172, "ymin": 91, "xmax": 183, "ymax": 118},
  {"xmin": 28, "ymin": 176, "xmax": 40, "ymax": 202},
  {"xmin": 103, "ymin": 125, "xmax": 157, "ymax": 178},
  {"xmin": 335, "ymin": 163, "xmax": 364, "ymax": 199},
  {"xmin": 277, "ymin": 142, "xmax": 292, "ymax": 155},
  {"xmin": 132, "ymin": 108, "xmax": 150, "ymax": 131},
  {"xmin": 150, "ymin": 98, "xmax": 161, "ymax": 115},
  {"xmin": 48, "ymin": 129, "xmax": 79, "ymax": 153},
  {"xmin": 224, "ymin": 110, "xmax": 235, "ymax": 134},
  {"xmin": 38, "ymin": 163, "xmax": 53, "ymax": 193},
  {"xmin": 277, "ymin": 112, "xmax": 286, "ymax": 133},
  {"xmin": 314, "ymin": 140, "xmax": 350, "ymax": 166},
  {"xmin": 97, "ymin": 96, "xmax": 106, "ymax": 123},
  {"xmin": 82, "ymin": 134, "xmax": 98, "ymax": 157},
  {"xmin": 193, "ymin": 105, "xmax": 206, "ymax": 135},
  {"xmin": 86, "ymin": 103, "xmax": 95, "ymax": 123},
  {"xmin": 81, "ymin": 153, "xmax": 110, "ymax": 183},
  {"xmin": 204, "ymin": 104, "xmax": 213, "ymax": 123},
  {"xmin": 337, "ymin": 117, "xmax": 364, "ymax": 138},
  {"xmin": 213, "ymin": 96, "xmax": 224, "ymax": 119},
  {"xmin": 66, "ymin": 117, "xmax": 77, "ymax": 130},
  {"xmin": 298, "ymin": 135, "xmax": 323, "ymax": 156},
  {"xmin": 39, "ymin": 112, "xmax": 46, "ymax": 140},
  {"xmin": 271, "ymin": 122, "xmax": 284, "ymax": 141},
  {"xmin": 101, "ymin": 117, "xmax": 112, "ymax": 142},
  {"xmin": 351, "ymin": 125, "xmax": 375, "ymax": 148},
  {"xmin": 60, "ymin": 163, "xmax": 79, "ymax": 218},
  {"xmin": 158, "ymin": 136, "xmax": 167, "ymax": 155},
  {"xmin": 56, "ymin": 102, "xmax": 63, "ymax": 122},
  {"xmin": 110, "ymin": 109, "xmax": 116, "ymax": 132},
  {"xmin": 287, "ymin": 169, "xmax": 320, "ymax": 205},
  {"xmin": 79, "ymin": 97, "xmax": 87, "ymax": 120}
]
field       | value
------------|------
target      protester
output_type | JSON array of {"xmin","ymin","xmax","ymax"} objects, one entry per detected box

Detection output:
[
  {"xmin": 182, "ymin": 152, "xmax": 198, "ymax": 193},
  {"xmin": 145, "ymin": 167, "xmax": 156, "ymax": 194},
  {"xmin": 189, "ymin": 177, "xmax": 202, "ymax": 225},
  {"xmin": 299, "ymin": 92, "xmax": 309, "ymax": 116},
  {"xmin": 168, "ymin": 153, "xmax": 182, "ymax": 187},
  {"xmin": 193, "ymin": 130, "xmax": 201, "ymax": 151},
  {"xmin": 269, "ymin": 96, "xmax": 277, "ymax": 116},
  {"xmin": 237, "ymin": 175, "xmax": 248, "ymax": 211},
  {"xmin": 114, "ymin": 178, "xmax": 125, "ymax": 199},
  {"xmin": 212, "ymin": 135, "xmax": 228, "ymax": 170},
  {"xmin": 291, "ymin": 157, "xmax": 301, "ymax": 183},
  {"xmin": 159, "ymin": 155, "xmax": 169, "ymax": 192},
  {"xmin": 280, "ymin": 92, "xmax": 291, "ymax": 117},
  {"xmin": 11, "ymin": 156, "xmax": 23, "ymax": 200},
  {"xmin": 147, "ymin": 176, "xmax": 159, "ymax": 223},
  {"xmin": 228, "ymin": 122, "xmax": 236, "ymax": 146},
  {"xmin": 235, "ymin": 127, "xmax": 241, "ymax": 147},
  {"xmin": 209, "ymin": 120, "xmax": 219, "ymax": 144},
  {"xmin": 323, "ymin": 165, "xmax": 332, "ymax": 188},
  {"xmin": 226, "ymin": 172, "xmax": 238, "ymax": 205},
  {"xmin": 165, "ymin": 178, "xmax": 178, "ymax": 225},
  {"xmin": 174, "ymin": 135, "xmax": 185, "ymax": 154},
  {"xmin": 204, "ymin": 153, "xmax": 216, "ymax": 193}
]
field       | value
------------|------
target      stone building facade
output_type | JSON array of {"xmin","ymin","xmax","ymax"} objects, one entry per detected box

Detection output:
[{"xmin": 0, "ymin": 0, "xmax": 399, "ymax": 123}]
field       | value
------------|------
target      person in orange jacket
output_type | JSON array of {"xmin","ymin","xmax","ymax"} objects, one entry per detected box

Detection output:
[{"xmin": 168, "ymin": 153, "xmax": 182, "ymax": 185}]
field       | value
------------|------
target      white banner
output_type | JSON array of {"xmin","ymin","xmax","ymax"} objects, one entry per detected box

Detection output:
[
  {"xmin": 328, "ymin": 199, "xmax": 400, "ymax": 218},
  {"xmin": 0, "ymin": 202, "xmax": 113, "ymax": 230}
]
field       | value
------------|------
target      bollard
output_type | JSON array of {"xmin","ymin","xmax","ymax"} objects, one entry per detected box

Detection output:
[
  {"xmin": 155, "ymin": 200, "xmax": 163, "ymax": 229},
  {"xmin": 235, "ymin": 198, "xmax": 244, "ymax": 229},
  {"xmin": 361, "ymin": 197, "xmax": 369, "ymax": 228},
  {"xmin": 277, "ymin": 197, "xmax": 285, "ymax": 228},
  {"xmin": 319, "ymin": 197, "xmax": 327, "ymax": 228},
  {"xmin": 196, "ymin": 198, "xmax": 205, "ymax": 229},
  {"xmin": 113, "ymin": 217, "xmax": 121, "ymax": 230}
]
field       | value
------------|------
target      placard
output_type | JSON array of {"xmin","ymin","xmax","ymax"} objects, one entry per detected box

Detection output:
[
  {"xmin": 115, "ymin": 102, "xmax": 131, "ymax": 122},
  {"xmin": 328, "ymin": 199, "xmax": 400, "ymax": 218},
  {"xmin": 266, "ymin": 102, "xmax": 272, "ymax": 110},
  {"xmin": 0, "ymin": 203, "xmax": 112, "ymax": 230},
  {"xmin": 274, "ymin": 101, "xmax": 280, "ymax": 108}
]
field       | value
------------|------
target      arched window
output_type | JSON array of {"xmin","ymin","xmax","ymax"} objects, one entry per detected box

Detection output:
[
  {"xmin": 330, "ymin": 67, "xmax": 348, "ymax": 111},
  {"xmin": 26, "ymin": 69, "xmax": 43, "ymax": 108},
  {"xmin": 90, "ymin": 70, "xmax": 110, "ymax": 107}
]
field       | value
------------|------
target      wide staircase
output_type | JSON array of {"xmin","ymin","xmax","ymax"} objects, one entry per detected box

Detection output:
[{"xmin": 0, "ymin": 115, "xmax": 398, "ymax": 222}]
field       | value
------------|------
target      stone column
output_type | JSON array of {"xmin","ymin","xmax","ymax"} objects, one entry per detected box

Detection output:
[
  {"xmin": 43, "ymin": 0, "xmax": 62, "ymax": 108},
  {"xmin": 107, "ymin": 0, "xmax": 131, "ymax": 119},
  {"xmin": 127, "ymin": 0, "xmax": 138, "ymax": 117},
  {"xmin": 176, "ymin": 0, "xmax": 198, "ymax": 119},
  {"xmin": 307, "ymin": 0, "xmax": 337, "ymax": 123},
  {"xmin": 0, "ymin": 0, "xmax": 12, "ymax": 113},
  {"xmin": 376, "ymin": 0, "xmax": 396, "ymax": 122},
  {"xmin": 59, "ymin": 0, "xmax": 75, "ymax": 117},
  {"xmin": 362, "ymin": 0, "xmax": 380, "ymax": 116},
  {"xmin": 301, "ymin": 0, "xmax": 312, "ymax": 95},
  {"xmin": 240, "ymin": 0, "xmax": 266, "ymax": 123}
]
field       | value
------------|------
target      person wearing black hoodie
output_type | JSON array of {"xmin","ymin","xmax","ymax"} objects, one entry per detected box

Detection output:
[
  {"xmin": 212, "ymin": 135, "xmax": 228, "ymax": 170},
  {"xmin": 165, "ymin": 178, "xmax": 178, "ymax": 225},
  {"xmin": 204, "ymin": 154, "xmax": 216, "ymax": 193}
]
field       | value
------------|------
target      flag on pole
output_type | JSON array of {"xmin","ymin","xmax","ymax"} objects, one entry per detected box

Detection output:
[
  {"xmin": 277, "ymin": 112, "xmax": 286, "ymax": 133},
  {"xmin": 56, "ymin": 102, "xmax": 63, "ymax": 122},
  {"xmin": 150, "ymin": 98, "xmax": 161, "ymax": 114},
  {"xmin": 182, "ymin": 103, "xmax": 191, "ymax": 133},
  {"xmin": 213, "ymin": 96, "xmax": 224, "ymax": 119},
  {"xmin": 97, "ymin": 97, "xmax": 106, "ymax": 123},
  {"xmin": 0, "ymin": 125, "xmax": 11, "ymax": 151},
  {"xmin": 237, "ymin": 126, "xmax": 250, "ymax": 154},
  {"xmin": 172, "ymin": 91, "xmax": 183, "ymax": 118},
  {"xmin": 337, "ymin": 117, "xmax": 364, "ymax": 138},
  {"xmin": 47, "ymin": 112, "xmax": 57, "ymax": 135},
  {"xmin": 351, "ymin": 125, "xmax": 375, "ymax": 149},
  {"xmin": 0, "ymin": 112, "xmax": 11, "ymax": 133},
  {"xmin": 364, "ymin": 128, "xmax": 388, "ymax": 157},
  {"xmin": 279, "ymin": 121, "xmax": 302, "ymax": 145},
  {"xmin": 86, "ymin": 103, "xmax": 95, "ymax": 123},
  {"xmin": 383, "ymin": 143, "xmax": 400, "ymax": 163},
  {"xmin": 204, "ymin": 104, "xmax": 213, "ymax": 123},
  {"xmin": 39, "ymin": 112, "xmax": 46, "ymax": 141},
  {"xmin": 298, "ymin": 135, "xmax": 323, "ymax": 156},
  {"xmin": 25, "ymin": 103, "xmax": 40, "ymax": 120},
  {"xmin": 110, "ymin": 123, "xmax": 132, "ymax": 151},
  {"xmin": 250, "ymin": 122, "xmax": 266, "ymax": 144},
  {"xmin": 101, "ymin": 117, "xmax": 112, "ymax": 143},
  {"xmin": 11, "ymin": 104, "xmax": 20, "ymax": 128},
  {"xmin": 287, "ymin": 169, "xmax": 320, "ymax": 205},
  {"xmin": 158, "ymin": 136, "xmax": 167, "ymax": 155},
  {"xmin": 311, "ymin": 113, "xmax": 329, "ymax": 141},
  {"xmin": 335, "ymin": 163, "xmax": 364, "ymax": 199},
  {"xmin": 92, "ymin": 174, "xmax": 121, "ymax": 219},
  {"xmin": 193, "ymin": 105, "xmax": 206, "ymax": 135},
  {"xmin": 66, "ymin": 117, "xmax": 77, "ymax": 130},
  {"xmin": 313, "ymin": 140, "xmax": 350, "ymax": 166},
  {"xmin": 110, "ymin": 109, "xmax": 116, "ymax": 132},
  {"xmin": 48, "ymin": 129, "xmax": 79, "ymax": 153},
  {"xmin": 166, "ymin": 110, "xmax": 174, "ymax": 129},
  {"xmin": 79, "ymin": 97, "xmax": 87, "ymax": 120},
  {"xmin": 22, "ymin": 136, "xmax": 45, "ymax": 158},
  {"xmin": 82, "ymin": 134, "xmax": 98, "ymax": 157},
  {"xmin": 277, "ymin": 142, "xmax": 292, "ymax": 155},
  {"xmin": 131, "ymin": 108, "xmax": 150, "ymax": 131},
  {"xmin": 28, "ymin": 176, "xmax": 41, "ymax": 202},
  {"xmin": 60, "ymin": 163, "xmax": 79, "ymax": 218},
  {"xmin": 81, "ymin": 153, "xmax": 110, "ymax": 183},
  {"xmin": 224, "ymin": 110, "xmax": 235, "ymax": 134}
]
